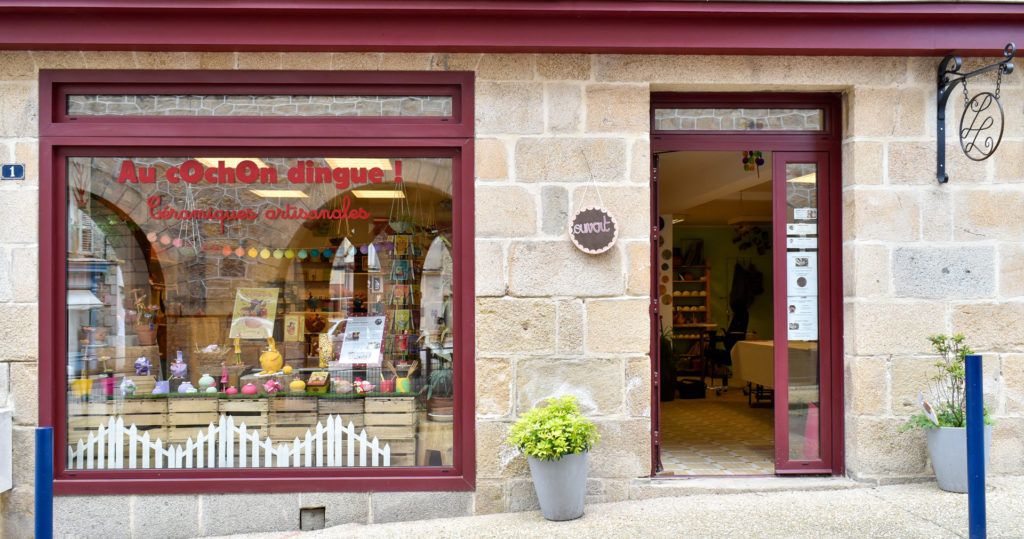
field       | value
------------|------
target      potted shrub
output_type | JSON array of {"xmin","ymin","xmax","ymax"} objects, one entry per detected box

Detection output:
[
  {"xmin": 426, "ymin": 352, "xmax": 454, "ymax": 419},
  {"xmin": 902, "ymin": 334, "xmax": 993, "ymax": 493},
  {"xmin": 507, "ymin": 396, "xmax": 599, "ymax": 521}
]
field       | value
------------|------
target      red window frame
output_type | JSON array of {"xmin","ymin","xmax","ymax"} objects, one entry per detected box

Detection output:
[{"xmin": 38, "ymin": 70, "xmax": 476, "ymax": 495}]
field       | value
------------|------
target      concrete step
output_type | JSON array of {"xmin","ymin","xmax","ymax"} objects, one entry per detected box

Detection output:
[{"xmin": 628, "ymin": 475, "xmax": 865, "ymax": 500}]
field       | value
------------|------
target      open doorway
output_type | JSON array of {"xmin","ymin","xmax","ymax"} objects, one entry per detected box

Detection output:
[
  {"xmin": 656, "ymin": 150, "xmax": 776, "ymax": 475},
  {"xmin": 649, "ymin": 93, "xmax": 844, "ymax": 477}
]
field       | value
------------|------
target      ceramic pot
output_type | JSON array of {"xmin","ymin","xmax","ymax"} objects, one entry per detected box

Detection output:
[
  {"xmin": 427, "ymin": 397, "xmax": 453, "ymax": 417},
  {"xmin": 926, "ymin": 425, "xmax": 992, "ymax": 493},
  {"xmin": 135, "ymin": 324, "xmax": 157, "ymax": 346},
  {"xmin": 527, "ymin": 452, "xmax": 588, "ymax": 521}
]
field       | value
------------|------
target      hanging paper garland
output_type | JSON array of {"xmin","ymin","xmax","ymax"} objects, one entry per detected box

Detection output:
[{"xmin": 742, "ymin": 150, "xmax": 765, "ymax": 178}]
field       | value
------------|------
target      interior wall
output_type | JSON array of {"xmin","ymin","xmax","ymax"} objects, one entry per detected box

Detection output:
[{"xmin": 673, "ymin": 225, "xmax": 774, "ymax": 344}]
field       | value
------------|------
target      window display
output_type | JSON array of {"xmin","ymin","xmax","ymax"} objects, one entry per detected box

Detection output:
[{"xmin": 64, "ymin": 155, "xmax": 455, "ymax": 470}]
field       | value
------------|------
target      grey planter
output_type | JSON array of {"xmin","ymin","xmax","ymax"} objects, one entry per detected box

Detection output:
[
  {"xmin": 527, "ymin": 451, "xmax": 588, "ymax": 521},
  {"xmin": 926, "ymin": 425, "xmax": 992, "ymax": 493}
]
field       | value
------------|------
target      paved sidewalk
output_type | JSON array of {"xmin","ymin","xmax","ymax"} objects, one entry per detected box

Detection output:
[{"xmin": 227, "ymin": 477, "xmax": 1024, "ymax": 539}]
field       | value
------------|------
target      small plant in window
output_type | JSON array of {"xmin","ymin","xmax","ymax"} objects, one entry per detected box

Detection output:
[
  {"xmin": 129, "ymin": 288, "xmax": 160, "ymax": 326},
  {"xmin": 129, "ymin": 288, "xmax": 160, "ymax": 346},
  {"xmin": 426, "ymin": 351, "xmax": 454, "ymax": 418}
]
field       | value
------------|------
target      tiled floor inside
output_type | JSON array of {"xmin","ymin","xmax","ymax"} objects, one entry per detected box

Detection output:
[{"xmin": 659, "ymin": 387, "xmax": 775, "ymax": 475}]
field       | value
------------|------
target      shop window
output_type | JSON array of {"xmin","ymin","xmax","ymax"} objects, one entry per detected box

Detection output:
[
  {"xmin": 42, "ymin": 71, "xmax": 473, "ymax": 492},
  {"xmin": 653, "ymin": 108, "xmax": 824, "ymax": 132}
]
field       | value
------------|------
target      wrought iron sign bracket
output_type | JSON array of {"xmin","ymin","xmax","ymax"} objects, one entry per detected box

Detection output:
[{"xmin": 936, "ymin": 43, "xmax": 1015, "ymax": 183}]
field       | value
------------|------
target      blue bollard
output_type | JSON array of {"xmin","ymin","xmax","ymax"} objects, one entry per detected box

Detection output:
[
  {"xmin": 965, "ymin": 354, "xmax": 985, "ymax": 539},
  {"xmin": 35, "ymin": 427, "xmax": 54, "ymax": 539}
]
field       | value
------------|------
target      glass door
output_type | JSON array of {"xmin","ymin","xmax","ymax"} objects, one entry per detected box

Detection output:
[{"xmin": 772, "ymin": 152, "xmax": 834, "ymax": 473}]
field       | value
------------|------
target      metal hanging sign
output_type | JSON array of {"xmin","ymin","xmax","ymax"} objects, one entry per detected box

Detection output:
[
  {"xmin": 960, "ymin": 91, "xmax": 1004, "ymax": 161},
  {"xmin": 936, "ymin": 42, "xmax": 1015, "ymax": 183}
]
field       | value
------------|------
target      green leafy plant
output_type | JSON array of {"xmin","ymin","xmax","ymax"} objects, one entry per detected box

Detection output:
[
  {"xmin": 902, "ymin": 334, "xmax": 993, "ymax": 431},
  {"xmin": 507, "ymin": 396, "xmax": 599, "ymax": 461},
  {"xmin": 427, "ymin": 352, "xmax": 454, "ymax": 399}
]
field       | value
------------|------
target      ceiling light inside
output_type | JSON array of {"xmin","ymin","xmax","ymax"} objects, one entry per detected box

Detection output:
[
  {"xmin": 250, "ymin": 189, "xmax": 308, "ymax": 198},
  {"xmin": 787, "ymin": 172, "xmax": 817, "ymax": 184},
  {"xmin": 325, "ymin": 158, "xmax": 393, "ymax": 170},
  {"xmin": 727, "ymin": 216, "xmax": 772, "ymax": 225},
  {"xmin": 351, "ymin": 189, "xmax": 405, "ymax": 199}
]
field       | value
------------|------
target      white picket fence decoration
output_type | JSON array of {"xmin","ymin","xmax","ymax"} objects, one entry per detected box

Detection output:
[{"xmin": 67, "ymin": 414, "xmax": 391, "ymax": 470}]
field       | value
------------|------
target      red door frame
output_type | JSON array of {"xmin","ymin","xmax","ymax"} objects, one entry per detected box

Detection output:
[
  {"xmin": 39, "ymin": 70, "xmax": 477, "ymax": 495},
  {"xmin": 772, "ymin": 151, "xmax": 835, "ymax": 474},
  {"xmin": 649, "ymin": 92, "xmax": 844, "ymax": 476}
]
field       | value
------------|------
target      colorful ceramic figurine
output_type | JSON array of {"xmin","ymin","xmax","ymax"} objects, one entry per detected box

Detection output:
[
  {"xmin": 258, "ymin": 337, "xmax": 284, "ymax": 375},
  {"xmin": 134, "ymin": 356, "xmax": 151, "ymax": 376},
  {"xmin": 170, "ymin": 350, "xmax": 188, "ymax": 379},
  {"xmin": 333, "ymin": 379, "xmax": 353, "ymax": 394},
  {"xmin": 205, "ymin": 386, "xmax": 218, "ymax": 394},
  {"xmin": 198, "ymin": 373, "xmax": 216, "ymax": 392},
  {"xmin": 289, "ymin": 379, "xmax": 306, "ymax": 393},
  {"xmin": 241, "ymin": 383, "xmax": 258, "ymax": 395},
  {"xmin": 225, "ymin": 386, "xmax": 239, "ymax": 396},
  {"xmin": 263, "ymin": 379, "xmax": 282, "ymax": 394},
  {"xmin": 352, "ymin": 377, "xmax": 374, "ymax": 394},
  {"xmin": 178, "ymin": 381, "xmax": 196, "ymax": 394},
  {"xmin": 152, "ymin": 380, "xmax": 170, "ymax": 395},
  {"xmin": 120, "ymin": 377, "xmax": 137, "ymax": 396},
  {"xmin": 220, "ymin": 364, "xmax": 229, "ymax": 388}
]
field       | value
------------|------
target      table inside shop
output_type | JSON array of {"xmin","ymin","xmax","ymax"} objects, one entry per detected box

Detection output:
[{"xmin": 730, "ymin": 340, "xmax": 819, "ymax": 405}]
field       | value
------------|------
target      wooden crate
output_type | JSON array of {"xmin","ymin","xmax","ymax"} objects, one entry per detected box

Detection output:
[
  {"xmin": 125, "ymin": 375, "xmax": 156, "ymax": 395},
  {"xmin": 219, "ymin": 398, "xmax": 269, "ymax": 434},
  {"xmin": 364, "ymin": 410, "xmax": 416, "ymax": 427},
  {"xmin": 168, "ymin": 398, "xmax": 220, "ymax": 443},
  {"xmin": 388, "ymin": 454, "xmax": 416, "ymax": 467},
  {"xmin": 365, "ymin": 396, "xmax": 417, "ymax": 413},
  {"xmin": 364, "ymin": 397, "xmax": 417, "ymax": 453},
  {"xmin": 379, "ymin": 438, "xmax": 416, "ymax": 454},
  {"xmin": 317, "ymin": 399, "xmax": 364, "ymax": 429},
  {"xmin": 67, "ymin": 401, "xmax": 113, "ymax": 443},
  {"xmin": 269, "ymin": 397, "xmax": 318, "ymax": 439},
  {"xmin": 116, "ymin": 399, "xmax": 167, "ymax": 433}
]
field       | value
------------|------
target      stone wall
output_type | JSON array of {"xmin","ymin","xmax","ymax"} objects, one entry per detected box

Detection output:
[{"xmin": 0, "ymin": 50, "xmax": 1022, "ymax": 536}]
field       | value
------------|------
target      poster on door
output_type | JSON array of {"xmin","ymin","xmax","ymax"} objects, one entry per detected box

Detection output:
[
  {"xmin": 787, "ymin": 252, "xmax": 818, "ymax": 297},
  {"xmin": 787, "ymin": 295, "xmax": 818, "ymax": 341}
]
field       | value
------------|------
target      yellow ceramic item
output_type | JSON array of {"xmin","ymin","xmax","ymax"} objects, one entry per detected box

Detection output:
[
  {"xmin": 289, "ymin": 379, "xmax": 306, "ymax": 393},
  {"xmin": 282, "ymin": 365, "xmax": 293, "ymax": 375},
  {"xmin": 70, "ymin": 378, "xmax": 93, "ymax": 397},
  {"xmin": 258, "ymin": 337, "xmax": 284, "ymax": 374}
]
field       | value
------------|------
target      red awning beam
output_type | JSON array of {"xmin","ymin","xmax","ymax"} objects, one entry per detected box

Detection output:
[{"xmin": 0, "ymin": 1, "xmax": 1022, "ymax": 56}]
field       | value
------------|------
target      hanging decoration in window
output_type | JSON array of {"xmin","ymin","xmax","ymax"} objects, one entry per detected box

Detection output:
[
  {"xmin": 741, "ymin": 150, "xmax": 765, "ymax": 178},
  {"xmin": 936, "ymin": 42, "xmax": 1015, "ymax": 183}
]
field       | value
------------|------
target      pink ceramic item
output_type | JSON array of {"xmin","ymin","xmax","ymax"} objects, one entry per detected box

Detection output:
[{"xmin": 263, "ymin": 379, "xmax": 282, "ymax": 394}]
